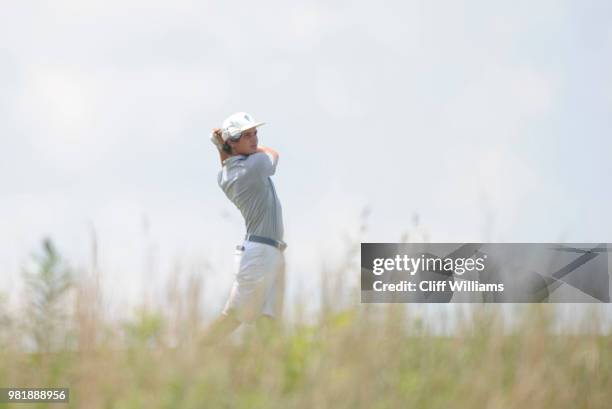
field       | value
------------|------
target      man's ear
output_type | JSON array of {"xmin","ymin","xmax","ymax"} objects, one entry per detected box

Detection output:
[{"xmin": 223, "ymin": 141, "xmax": 233, "ymax": 154}]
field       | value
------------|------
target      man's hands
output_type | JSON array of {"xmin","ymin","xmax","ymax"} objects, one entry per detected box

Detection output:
[
  {"xmin": 210, "ymin": 128, "xmax": 224, "ymax": 151},
  {"xmin": 210, "ymin": 128, "xmax": 230, "ymax": 165}
]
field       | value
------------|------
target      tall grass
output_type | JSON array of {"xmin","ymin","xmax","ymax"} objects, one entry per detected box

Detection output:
[{"xmin": 0, "ymin": 239, "xmax": 610, "ymax": 409}]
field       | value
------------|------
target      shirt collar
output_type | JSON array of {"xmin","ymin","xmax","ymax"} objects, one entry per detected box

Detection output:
[{"xmin": 222, "ymin": 155, "xmax": 246, "ymax": 166}]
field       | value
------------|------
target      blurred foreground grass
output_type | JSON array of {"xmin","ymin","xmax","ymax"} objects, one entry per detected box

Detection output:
[{"xmin": 0, "ymin": 240, "xmax": 610, "ymax": 409}]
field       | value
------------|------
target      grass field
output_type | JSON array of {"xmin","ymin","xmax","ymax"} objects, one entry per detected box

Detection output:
[{"xmin": 0, "ymin": 240, "xmax": 610, "ymax": 409}]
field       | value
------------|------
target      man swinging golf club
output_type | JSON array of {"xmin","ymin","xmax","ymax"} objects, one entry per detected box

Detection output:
[{"xmin": 202, "ymin": 112, "xmax": 286, "ymax": 344}]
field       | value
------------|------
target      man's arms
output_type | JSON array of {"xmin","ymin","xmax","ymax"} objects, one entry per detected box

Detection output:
[
  {"xmin": 256, "ymin": 146, "xmax": 279, "ymax": 164},
  {"xmin": 210, "ymin": 128, "xmax": 230, "ymax": 165},
  {"xmin": 249, "ymin": 146, "xmax": 279, "ymax": 176},
  {"xmin": 210, "ymin": 128, "xmax": 279, "ymax": 170}
]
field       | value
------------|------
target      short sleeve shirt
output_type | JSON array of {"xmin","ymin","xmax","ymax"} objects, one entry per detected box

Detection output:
[{"xmin": 218, "ymin": 152, "xmax": 284, "ymax": 241}]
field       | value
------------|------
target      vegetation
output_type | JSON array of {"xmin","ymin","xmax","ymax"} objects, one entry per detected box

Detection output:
[{"xmin": 0, "ymin": 239, "xmax": 609, "ymax": 409}]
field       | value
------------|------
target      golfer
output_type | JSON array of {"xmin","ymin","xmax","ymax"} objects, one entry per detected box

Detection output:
[{"xmin": 202, "ymin": 112, "xmax": 286, "ymax": 344}]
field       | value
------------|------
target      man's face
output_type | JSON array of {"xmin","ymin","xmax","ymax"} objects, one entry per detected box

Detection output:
[{"xmin": 229, "ymin": 128, "xmax": 258, "ymax": 155}]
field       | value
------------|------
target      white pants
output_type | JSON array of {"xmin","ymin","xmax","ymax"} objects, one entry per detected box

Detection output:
[{"xmin": 222, "ymin": 240, "xmax": 285, "ymax": 323}]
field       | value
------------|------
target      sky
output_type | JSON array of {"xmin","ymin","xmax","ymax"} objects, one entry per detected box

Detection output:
[{"xmin": 1, "ymin": 0, "xmax": 611, "ymax": 320}]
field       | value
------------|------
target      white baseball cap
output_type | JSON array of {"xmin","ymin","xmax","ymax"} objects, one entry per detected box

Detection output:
[{"xmin": 221, "ymin": 112, "xmax": 266, "ymax": 142}]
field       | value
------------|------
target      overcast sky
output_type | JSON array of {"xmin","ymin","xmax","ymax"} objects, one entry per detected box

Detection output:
[{"xmin": 1, "ymin": 0, "xmax": 611, "ymax": 318}]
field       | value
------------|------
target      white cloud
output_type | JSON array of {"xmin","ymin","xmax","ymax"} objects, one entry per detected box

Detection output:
[
  {"xmin": 14, "ymin": 66, "xmax": 113, "ymax": 170},
  {"xmin": 314, "ymin": 67, "xmax": 363, "ymax": 119},
  {"xmin": 444, "ymin": 63, "xmax": 559, "ymax": 139},
  {"xmin": 12, "ymin": 61, "xmax": 234, "ymax": 171}
]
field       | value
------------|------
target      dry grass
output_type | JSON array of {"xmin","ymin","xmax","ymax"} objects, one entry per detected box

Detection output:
[{"xmin": 0, "ymin": 239, "xmax": 610, "ymax": 409}]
